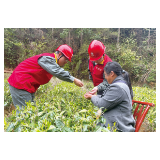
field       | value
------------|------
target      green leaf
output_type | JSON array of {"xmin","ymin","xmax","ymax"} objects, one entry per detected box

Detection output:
[
  {"xmin": 38, "ymin": 111, "xmax": 44, "ymax": 116},
  {"xmin": 60, "ymin": 111, "xmax": 66, "ymax": 116},
  {"xmin": 79, "ymin": 109, "xmax": 88, "ymax": 113},
  {"xmin": 55, "ymin": 120, "xmax": 65, "ymax": 128},
  {"xmin": 48, "ymin": 125, "xmax": 56, "ymax": 130},
  {"xmin": 34, "ymin": 128, "xmax": 41, "ymax": 132},
  {"xmin": 14, "ymin": 126, "xmax": 21, "ymax": 132},
  {"xmin": 94, "ymin": 126, "xmax": 102, "ymax": 132},
  {"xmin": 83, "ymin": 124, "xmax": 88, "ymax": 132},
  {"xmin": 6, "ymin": 123, "xmax": 14, "ymax": 132},
  {"xmin": 101, "ymin": 127, "xmax": 110, "ymax": 132},
  {"xmin": 62, "ymin": 127, "xmax": 73, "ymax": 132},
  {"xmin": 47, "ymin": 125, "xmax": 57, "ymax": 132}
]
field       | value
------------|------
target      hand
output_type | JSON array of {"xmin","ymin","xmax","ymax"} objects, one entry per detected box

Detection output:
[
  {"xmin": 89, "ymin": 87, "xmax": 98, "ymax": 95},
  {"xmin": 96, "ymin": 109, "xmax": 102, "ymax": 119},
  {"xmin": 84, "ymin": 93, "xmax": 93, "ymax": 100},
  {"xmin": 73, "ymin": 78, "xmax": 84, "ymax": 87}
]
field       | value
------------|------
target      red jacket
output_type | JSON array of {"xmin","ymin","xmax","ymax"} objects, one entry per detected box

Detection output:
[
  {"xmin": 89, "ymin": 54, "xmax": 112, "ymax": 86},
  {"xmin": 8, "ymin": 53, "xmax": 55, "ymax": 93}
]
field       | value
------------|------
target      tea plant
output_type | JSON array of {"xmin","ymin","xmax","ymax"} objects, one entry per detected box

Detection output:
[
  {"xmin": 4, "ymin": 79, "xmax": 13, "ymax": 108},
  {"xmin": 4, "ymin": 80, "xmax": 110, "ymax": 132},
  {"xmin": 4, "ymin": 79, "xmax": 156, "ymax": 132}
]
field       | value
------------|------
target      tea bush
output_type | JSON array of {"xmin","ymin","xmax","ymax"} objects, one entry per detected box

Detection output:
[
  {"xmin": 4, "ymin": 80, "xmax": 110, "ymax": 132},
  {"xmin": 4, "ymin": 80, "xmax": 156, "ymax": 132},
  {"xmin": 4, "ymin": 79, "xmax": 13, "ymax": 108}
]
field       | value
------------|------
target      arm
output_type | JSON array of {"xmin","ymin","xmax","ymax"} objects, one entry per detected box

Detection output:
[
  {"xmin": 91, "ymin": 85, "xmax": 124, "ymax": 111},
  {"xmin": 89, "ymin": 73, "xmax": 109, "ymax": 95},
  {"xmin": 38, "ymin": 56, "xmax": 74, "ymax": 82},
  {"xmin": 97, "ymin": 73, "xmax": 109, "ymax": 92}
]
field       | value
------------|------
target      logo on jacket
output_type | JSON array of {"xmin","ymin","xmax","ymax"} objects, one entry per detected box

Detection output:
[{"xmin": 96, "ymin": 67, "xmax": 102, "ymax": 71}]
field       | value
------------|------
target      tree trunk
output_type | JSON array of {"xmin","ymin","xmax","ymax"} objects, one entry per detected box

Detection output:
[
  {"xmin": 66, "ymin": 34, "xmax": 68, "ymax": 44},
  {"xmin": 52, "ymin": 28, "xmax": 54, "ymax": 39},
  {"xmin": 69, "ymin": 31, "xmax": 70, "ymax": 46},
  {"xmin": 117, "ymin": 28, "xmax": 120, "ymax": 44},
  {"xmin": 117, "ymin": 28, "xmax": 120, "ymax": 52},
  {"xmin": 147, "ymin": 28, "xmax": 150, "ymax": 49},
  {"xmin": 81, "ymin": 28, "xmax": 83, "ymax": 47}
]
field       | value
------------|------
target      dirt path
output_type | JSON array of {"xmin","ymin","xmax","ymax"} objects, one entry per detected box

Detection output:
[
  {"xmin": 4, "ymin": 68, "xmax": 13, "ymax": 74},
  {"xmin": 139, "ymin": 119, "xmax": 151, "ymax": 132},
  {"xmin": 4, "ymin": 105, "xmax": 15, "ymax": 116},
  {"xmin": 4, "ymin": 70, "xmax": 13, "ymax": 73}
]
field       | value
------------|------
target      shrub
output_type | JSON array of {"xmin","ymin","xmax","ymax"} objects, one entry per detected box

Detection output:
[
  {"xmin": 4, "ymin": 79, "xmax": 13, "ymax": 108},
  {"xmin": 4, "ymin": 80, "xmax": 156, "ymax": 132},
  {"xmin": 4, "ymin": 81, "xmax": 109, "ymax": 132}
]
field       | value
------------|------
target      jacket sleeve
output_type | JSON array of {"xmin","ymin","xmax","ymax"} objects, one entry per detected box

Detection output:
[
  {"xmin": 91, "ymin": 84, "xmax": 124, "ymax": 111},
  {"xmin": 38, "ymin": 56, "xmax": 75, "ymax": 82},
  {"xmin": 97, "ymin": 73, "xmax": 109, "ymax": 91}
]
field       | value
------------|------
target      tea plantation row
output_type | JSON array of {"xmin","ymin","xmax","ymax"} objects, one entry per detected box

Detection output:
[
  {"xmin": 4, "ymin": 79, "xmax": 156, "ymax": 132},
  {"xmin": 4, "ymin": 79, "xmax": 110, "ymax": 132}
]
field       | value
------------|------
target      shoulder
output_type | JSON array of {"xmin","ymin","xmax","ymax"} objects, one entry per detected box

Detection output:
[
  {"xmin": 105, "ymin": 83, "xmax": 124, "ymax": 95},
  {"xmin": 104, "ymin": 54, "xmax": 112, "ymax": 61},
  {"xmin": 111, "ymin": 82, "xmax": 128, "ymax": 92},
  {"xmin": 38, "ymin": 56, "xmax": 56, "ymax": 62},
  {"xmin": 110, "ymin": 83, "xmax": 123, "ymax": 89},
  {"xmin": 38, "ymin": 56, "xmax": 57, "ymax": 67}
]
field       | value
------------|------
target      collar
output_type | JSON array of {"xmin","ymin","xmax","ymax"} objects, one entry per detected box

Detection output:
[
  {"xmin": 93, "ymin": 58, "xmax": 104, "ymax": 65},
  {"xmin": 112, "ymin": 75, "xmax": 125, "ymax": 84},
  {"xmin": 54, "ymin": 53, "xmax": 58, "ymax": 64},
  {"xmin": 99, "ymin": 59, "xmax": 104, "ymax": 64}
]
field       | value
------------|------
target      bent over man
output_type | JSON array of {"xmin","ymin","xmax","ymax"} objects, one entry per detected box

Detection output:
[{"xmin": 8, "ymin": 44, "xmax": 83, "ymax": 114}]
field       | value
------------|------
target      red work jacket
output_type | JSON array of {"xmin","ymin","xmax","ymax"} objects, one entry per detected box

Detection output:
[
  {"xmin": 8, "ymin": 53, "xmax": 55, "ymax": 93},
  {"xmin": 89, "ymin": 54, "xmax": 112, "ymax": 86}
]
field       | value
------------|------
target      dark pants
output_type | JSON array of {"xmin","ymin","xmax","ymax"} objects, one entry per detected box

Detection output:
[{"xmin": 9, "ymin": 84, "xmax": 35, "ymax": 115}]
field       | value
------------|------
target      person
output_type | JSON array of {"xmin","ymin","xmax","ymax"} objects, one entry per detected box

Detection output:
[
  {"xmin": 84, "ymin": 61, "xmax": 135, "ymax": 132},
  {"xmin": 88, "ymin": 40, "xmax": 112, "ymax": 95},
  {"xmin": 8, "ymin": 44, "xmax": 83, "ymax": 114}
]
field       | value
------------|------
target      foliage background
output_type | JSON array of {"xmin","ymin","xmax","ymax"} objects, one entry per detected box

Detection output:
[{"xmin": 4, "ymin": 28, "xmax": 156, "ymax": 87}]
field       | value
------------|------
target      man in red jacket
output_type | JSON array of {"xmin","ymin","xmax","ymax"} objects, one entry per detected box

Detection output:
[
  {"xmin": 8, "ymin": 44, "xmax": 83, "ymax": 114},
  {"xmin": 88, "ymin": 40, "xmax": 112, "ymax": 95}
]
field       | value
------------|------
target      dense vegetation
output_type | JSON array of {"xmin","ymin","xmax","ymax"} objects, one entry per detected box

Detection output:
[
  {"xmin": 4, "ymin": 78, "xmax": 111, "ymax": 132},
  {"xmin": 4, "ymin": 77, "xmax": 156, "ymax": 132},
  {"xmin": 4, "ymin": 28, "xmax": 156, "ymax": 86}
]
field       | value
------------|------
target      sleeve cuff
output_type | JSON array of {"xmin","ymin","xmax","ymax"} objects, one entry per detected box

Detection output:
[{"xmin": 70, "ymin": 76, "xmax": 75, "ymax": 82}]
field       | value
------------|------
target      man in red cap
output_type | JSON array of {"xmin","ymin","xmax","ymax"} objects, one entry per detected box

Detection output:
[
  {"xmin": 8, "ymin": 44, "xmax": 83, "ymax": 114},
  {"xmin": 88, "ymin": 40, "xmax": 112, "ymax": 95}
]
